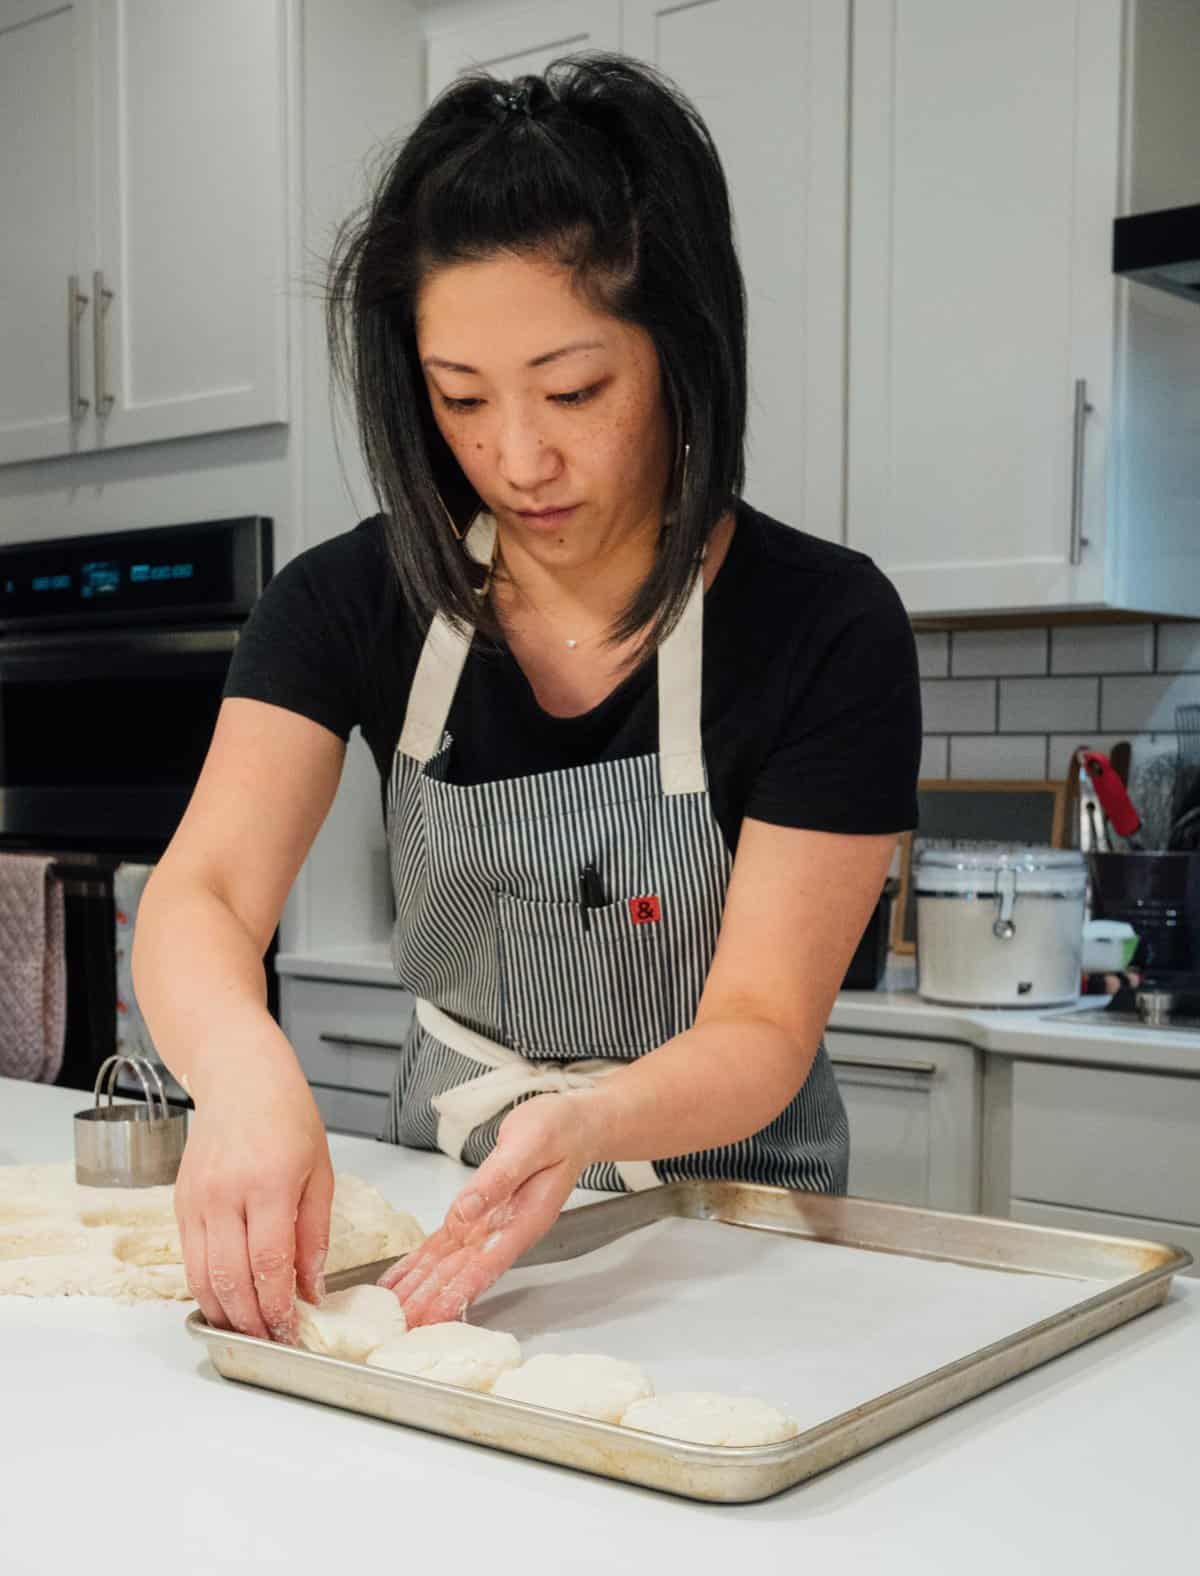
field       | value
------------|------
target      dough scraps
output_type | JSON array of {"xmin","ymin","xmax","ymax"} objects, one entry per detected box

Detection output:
[
  {"xmin": 366, "ymin": 1321, "xmax": 521, "ymax": 1390},
  {"xmin": 491, "ymin": 1353, "xmax": 653, "ymax": 1423},
  {"xmin": 0, "ymin": 1163, "xmax": 423, "ymax": 1303}
]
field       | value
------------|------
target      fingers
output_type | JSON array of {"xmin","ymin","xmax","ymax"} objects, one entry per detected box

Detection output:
[
  {"xmin": 397, "ymin": 1166, "xmax": 571, "ymax": 1327},
  {"xmin": 381, "ymin": 1231, "xmax": 459, "ymax": 1305},
  {"xmin": 180, "ymin": 1215, "xmax": 226, "ymax": 1331},
  {"xmin": 205, "ymin": 1209, "xmax": 270, "ymax": 1340},
  {"xmin": 411, "ymin": 1164, "xmax": 569, "ymax": 1325},
  {"xmin": 245, "ymin": 1194, "xmax": 299, "ymax": 1343},
  {"xmin": 377, "ymin": 1255, "xmax": 411, "ymax": 1292},
  {"xmin": 294, "ymin": 1162, "xmax": 334, "ymax": 1305}
]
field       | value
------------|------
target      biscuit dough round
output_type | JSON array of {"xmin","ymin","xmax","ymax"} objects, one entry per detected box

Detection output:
[
  {"xmin": 294, "ymin": 1284, "xmax": 407, "ymax": 1361},
  {"xmin": 491, "ymin": 1353, "xmax": 653, "ymax": 1423},
  {"xmin": 366, "ymin": 1322, "xmax": 521, "ymax": 1390},
  {"xmin": 621, "ymin": 1391, "xmax": 798, "ymax": 1446}
]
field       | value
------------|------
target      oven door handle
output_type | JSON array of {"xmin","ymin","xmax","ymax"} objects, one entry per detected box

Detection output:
[{"xmin": 0, "ymin": 625, "xmax": 239, "ymax": 680}]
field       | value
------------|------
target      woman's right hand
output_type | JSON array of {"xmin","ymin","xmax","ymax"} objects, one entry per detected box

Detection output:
[{"xmin": 174, "ymin": 1053, "xmax": 334, "ymax": 1344}]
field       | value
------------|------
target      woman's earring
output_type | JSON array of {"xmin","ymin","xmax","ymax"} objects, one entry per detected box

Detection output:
[
  {"xmin": 435, "ymin": 488, "xmax": 463, "ymax": 542},
  {"xmin": 665, "ymin": 440, "xmax": 690, "ymax": 534}
]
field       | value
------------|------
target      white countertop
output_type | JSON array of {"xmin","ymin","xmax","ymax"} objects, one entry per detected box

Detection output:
[
  {"xmin": 2, "ymin": 1077, "xmax": 1197, "ymax": 1575},
  {"xmin": 277, "ymin": 945, "xmax": 1200, "ymax": 1075}
]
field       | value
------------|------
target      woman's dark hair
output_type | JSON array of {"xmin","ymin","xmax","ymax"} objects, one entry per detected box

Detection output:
[{"xmin": 326, "ymin": 53, "xmax": 746, "ymax": 648}]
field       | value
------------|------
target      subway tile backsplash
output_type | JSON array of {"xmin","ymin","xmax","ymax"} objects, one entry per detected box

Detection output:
[{"xmin": 917, "ymin": 622, "xmax": 1200, "ymax": 782}]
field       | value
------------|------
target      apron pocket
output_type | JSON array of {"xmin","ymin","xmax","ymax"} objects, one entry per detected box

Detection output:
[{"xmin": 496, "ymin": 889, "xmax": 670, "ymax": 1059}]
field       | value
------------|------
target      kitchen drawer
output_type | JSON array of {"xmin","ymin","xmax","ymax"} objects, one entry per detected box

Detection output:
[
  {"xmin": 1010, "ymin": 1199, "xmax": 1199, "ymax": 1279},
  {"xmin": 310, "ymin": 1085, "xmax": 390, "ymax": 1140},
  {"xmin": 281, "ymin": 976, "xmax": 412, "ymax": 1097},
  {"xmin": 1010, "ymin": 1061, "xmax": 1200, "ymax": 1224},
  {"xmin": 826, "ymin": 1030, "xmax": 981, "ymax": 1213}
]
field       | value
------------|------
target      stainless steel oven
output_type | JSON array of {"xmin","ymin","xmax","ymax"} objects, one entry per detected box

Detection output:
[{"xmin": 0, "ymin": 516, "xmax": 273, "ymax": 1092}]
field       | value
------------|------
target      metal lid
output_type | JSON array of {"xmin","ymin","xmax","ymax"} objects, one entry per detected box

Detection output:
[
  {"xmin": 915, "ymin": 842, "xmax": 1084, "ymax": 873},
  {"xmin": 914, "ymin": 842, "xmax": 1087, "ymax": 901}
]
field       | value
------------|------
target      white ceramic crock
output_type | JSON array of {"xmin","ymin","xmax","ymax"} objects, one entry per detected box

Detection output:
[{"xmin": 914, "ymin": 844, "xmax": 1087, "ymax": 1008}]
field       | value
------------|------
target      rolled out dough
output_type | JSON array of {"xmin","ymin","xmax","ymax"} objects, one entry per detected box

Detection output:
[
  {"xmin": 366, "ymin": 1322, "xmax": 521, "ymax": 1390},
  {"xmin": 0, "ymin": 1164, "xmax": 424, "ymax": 1302},
  {"xmin": 620, "ymin": 1391, "xmax": 798, "ymax": 1446},
  {"xmin": 491, "ymin": 1353, "xmax": 653, "ymax": 1423},
  {"xmin": 295, "ymin": 1284, "xmax": 407, "ymax": 1361}
]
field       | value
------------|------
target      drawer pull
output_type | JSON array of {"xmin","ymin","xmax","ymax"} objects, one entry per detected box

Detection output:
[
  {"xmin": 318, "ymin": 1032, "xmax": 406, "ymax": 1053},
  {"xmin": 68, "ymin": 274, "xmax": 90, "ymax": 419},
  {"xmin": 1068, "ymin": 376, "xmax": 1094, "ymax": 566},
  {"xmin": 830, "ymin": 1054, "xmax": 937, "ymax": 1079}
]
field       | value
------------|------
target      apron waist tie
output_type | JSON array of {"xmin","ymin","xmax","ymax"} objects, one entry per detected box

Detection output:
[{"xmin": 416, "ymin": 997, "xmax": 660, "ymax": 1193}]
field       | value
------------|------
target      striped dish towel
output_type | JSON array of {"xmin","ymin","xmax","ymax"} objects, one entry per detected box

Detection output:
[
  {"xmin": 0, "ymin": 853, "xmax": 66, "ymax": 1082},
  {"xmin": 114, "ymin": 862, "xmax": 158, "ymax": 1061}
]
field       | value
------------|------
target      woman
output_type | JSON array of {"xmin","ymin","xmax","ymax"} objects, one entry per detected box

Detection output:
[{"xmin": 133, "ymin": 56, "xmax": 920, "ymax": 1344}]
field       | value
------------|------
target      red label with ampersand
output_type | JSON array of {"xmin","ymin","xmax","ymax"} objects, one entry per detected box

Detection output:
[{"xmin": 628, "ymin": 895, "xmax": 661, "ymax": 925}]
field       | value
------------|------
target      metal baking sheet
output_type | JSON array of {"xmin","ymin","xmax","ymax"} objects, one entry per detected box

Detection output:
[{"xmin": 186, "ymin": 1182, "xmax": 1191, "ymax": 1502}]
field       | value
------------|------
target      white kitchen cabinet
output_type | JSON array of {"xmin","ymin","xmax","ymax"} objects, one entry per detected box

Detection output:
[
  {"xmin": 424, "ymin": 0, "xmax": 849, "ymax": 542},
  {"xmin": 826, "ymin": 1029, "xmax": 981, "ymax": 1212},
  {"xmin": 0, "ymin": 0, "xmax": 288, "ymax": 466},
  {"xmin": 0, "ymin": 1, "xmax": 97, "ymax": 463},
  {"xmin": 282, "ymin": 974, "xmax": 412, "ymax": 1138},
  {"xmin": 1008, "ymin": 1059, "xmax": 1200, "ymax": 1252},
  {"xmin": 847, "ymin": 0, "xmax": 1200, "ymax": 619},
  {"xmin": 619, "ymin": 0, "xmax": 848, "ymax": 539},
  {"xmin": 425, "ymin": 0, "xmax": 620, "ymax": 101},
  {"xmin": 90, "ymin": 0, "xmax": 289, "ymax": 451}
]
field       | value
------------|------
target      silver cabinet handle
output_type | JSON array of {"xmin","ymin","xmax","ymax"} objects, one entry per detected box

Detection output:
[
  {"xmin": 318, "ymin": 1032, "xmax": 407, "ymax": 1052},
  {"xmin": 93, "ymin": 269, "xmax": 115, "ymax": 418},
  {"xmin": 67, "ymin": 275, "xmax": 90, "ymax": 420},
  {"xmin": 1069, "ymin": 377, "xmax": 1094, "ymax": 566},
  {"xmin": 829, "ymin": 1054, "xmax": 937, "ymax": 1079}
]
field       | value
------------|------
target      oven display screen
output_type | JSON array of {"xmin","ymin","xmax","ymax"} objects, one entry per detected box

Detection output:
[{"xmin": 0, "ymin": 529, "xmax": 234, "ymax": 622}]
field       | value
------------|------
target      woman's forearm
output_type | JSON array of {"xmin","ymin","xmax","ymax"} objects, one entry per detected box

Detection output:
[
  {"xmin": 131, "ymin": 875, "xmax": 304, "ymax": 1104},
  {"xmin": 579, "ymin": 1020, "xmax": 815, "ymax": 1165}
]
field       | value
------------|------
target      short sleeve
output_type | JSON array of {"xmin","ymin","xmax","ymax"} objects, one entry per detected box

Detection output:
[
  {"xmin": 222, "ymin": 541, "xmax": 363, "ymax": 743},
  {"xmin": 746, "ymin": 563, "xmax": 921, "ymax": 835}
]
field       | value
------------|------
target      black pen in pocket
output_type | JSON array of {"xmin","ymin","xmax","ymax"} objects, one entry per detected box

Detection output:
[{"xmin": 579, "ymin": 861, "xmax": 606, "ymax": 932}]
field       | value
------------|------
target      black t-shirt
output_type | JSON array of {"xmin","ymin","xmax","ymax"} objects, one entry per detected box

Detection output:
[{"xmin": 224, "ymin": 500, "xmax": 921, "ymax": 852}]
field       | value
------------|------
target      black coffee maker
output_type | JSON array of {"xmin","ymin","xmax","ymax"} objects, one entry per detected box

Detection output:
[{"xmin": 1090, "ymin": 852, "xmax": 1200, "ymax": 1021}]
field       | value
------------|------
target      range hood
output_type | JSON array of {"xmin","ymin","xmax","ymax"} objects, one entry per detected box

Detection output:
[{"xmin": 1113, "ymin": 203, "xmax": 1200, "ymax": 303}]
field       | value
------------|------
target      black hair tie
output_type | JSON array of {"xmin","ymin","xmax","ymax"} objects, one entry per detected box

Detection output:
[{"xmin": 493, "ymin": 84, "xmax": 534, "ymax": 121}]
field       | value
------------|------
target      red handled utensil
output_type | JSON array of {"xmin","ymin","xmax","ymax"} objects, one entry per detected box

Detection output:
[{"xmin": 1079, "ymin": 749, "xmax": 1144, "ymax": 850}]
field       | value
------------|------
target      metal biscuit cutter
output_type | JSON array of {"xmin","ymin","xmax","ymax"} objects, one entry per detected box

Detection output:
[{"xmin": 74, "ymin": 1055, "xmax": 188, "ymax": 1187}]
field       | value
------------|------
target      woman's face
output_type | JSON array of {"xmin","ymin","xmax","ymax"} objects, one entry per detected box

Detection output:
[{"xmin": 415, "ymin": 251, "xmax": 673, "ymax": 573}]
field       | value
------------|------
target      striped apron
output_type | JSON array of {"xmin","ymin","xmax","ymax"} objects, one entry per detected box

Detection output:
[{"xmin": 382, "ymin": 512, "xmax": 848, "ymax": 1193}]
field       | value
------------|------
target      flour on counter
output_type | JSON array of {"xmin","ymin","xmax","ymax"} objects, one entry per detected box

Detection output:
[{"xmin": 0, "ymin": 1164, "xmax": 424, "ymax": 1302}]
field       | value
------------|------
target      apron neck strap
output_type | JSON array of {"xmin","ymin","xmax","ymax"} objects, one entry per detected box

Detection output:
[{"xmin": 397, "ymin": 515, "xmax": 707, "ymax": 796}]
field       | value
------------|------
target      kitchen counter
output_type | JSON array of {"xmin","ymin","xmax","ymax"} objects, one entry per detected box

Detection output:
[
  {"xmin": 277, "ymin": 945, "xmax": 1200, "ymax": 1076},
  {"xmin": 2, "ymin": 1077, "xmax": 1196, "ymax": 1575}
]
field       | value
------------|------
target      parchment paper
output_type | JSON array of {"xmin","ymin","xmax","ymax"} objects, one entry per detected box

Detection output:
[{"xmin": 470, "ymin": 1218, "xmax": 1110, "ymax": 1432}]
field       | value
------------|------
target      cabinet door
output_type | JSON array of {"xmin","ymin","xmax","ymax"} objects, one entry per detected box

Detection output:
[
  {"xmin": 623, "ymin": 0, "xmax": 849, "ymax": 540},
  {"xmin": 426, "ymin": 0, "xmax": 620, "ymax": 101},
  {"xmin": 89, "ymin": 0, "xmax": 288, "ymax": 450},
  {"xmin": 0, "ymin": 0, "xmax": 97, "ymax": 464},
  {"xmin": 826, "ymin": 1029, "xmax": 980, "ymax": 1212},
  {"xmin": 846, "ymin": 0, "xmax": 1122, "ymax": 614}
]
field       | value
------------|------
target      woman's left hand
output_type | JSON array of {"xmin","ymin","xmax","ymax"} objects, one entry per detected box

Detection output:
[{"xmin": 377, "ymin": 1093, "xmax": 595, "ymax": 1326}]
